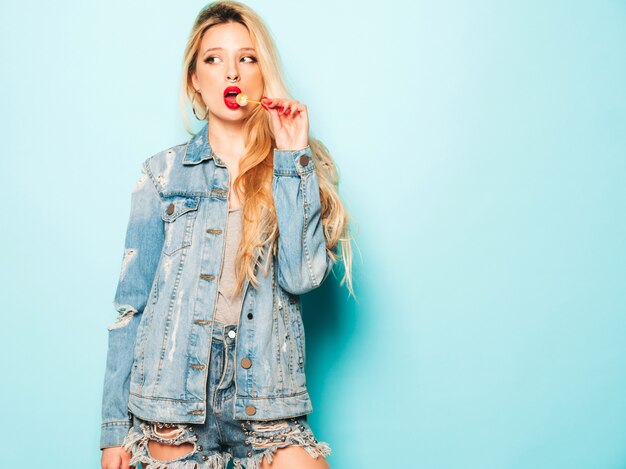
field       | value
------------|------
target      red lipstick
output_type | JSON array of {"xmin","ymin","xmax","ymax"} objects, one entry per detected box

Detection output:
[{"xmin": 223, "ymin": 86, "xmax": 242, "ymax": 109}]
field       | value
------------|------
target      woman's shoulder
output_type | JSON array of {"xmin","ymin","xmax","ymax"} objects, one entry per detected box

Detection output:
[
  {"xmin": 141, "ymin": 141, "xmax": 189, "ymax": 174},
  {"xmin": 134, "ymin": 140, "xmax": 190, "ymax": 194}
]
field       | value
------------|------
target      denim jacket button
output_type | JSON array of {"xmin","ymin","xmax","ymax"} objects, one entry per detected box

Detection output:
[
  {"xmin": 245, "ymin": 405, "xmax": 256, "ymax": 416},
  {"xmin": 166, "ymin": 203, "xmax": 175, "ymax": 215},
  {"xmin": 299, "ymin": 155, "xmax": 310, "ymax": 166},
  {"xmin": 228, "ymin": 330, "xmax": 236, "ymax": 339},
  {"xmin": 240, "ymin": 357, "xmax": 252, "ymax": 369}
]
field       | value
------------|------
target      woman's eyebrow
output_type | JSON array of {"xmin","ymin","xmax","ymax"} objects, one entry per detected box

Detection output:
[{"xmin": 203, "ymin": 47, "xmax": 256, "ymax": 53}]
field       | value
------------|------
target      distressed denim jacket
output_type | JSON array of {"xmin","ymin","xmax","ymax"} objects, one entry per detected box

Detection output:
[{"xmin": 100, "ymin": 121, "xmax": 334, "ymax": 449}]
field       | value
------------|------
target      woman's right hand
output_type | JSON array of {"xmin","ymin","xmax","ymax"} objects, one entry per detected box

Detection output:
[{"xmin": 101, "ymin": 446, "xmax": 134, "ymax": 469}]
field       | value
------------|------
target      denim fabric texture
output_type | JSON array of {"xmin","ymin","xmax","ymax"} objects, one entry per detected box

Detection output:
[
  {"xmin": 119, "ymin": 322, "xmax": 331, "ymax": 468},
  {"xmin": 100, "ymin": 121, "xmax": 335, "ymax": 450}
]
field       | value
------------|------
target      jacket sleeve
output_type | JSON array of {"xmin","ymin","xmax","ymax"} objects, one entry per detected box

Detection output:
[
  {"xmin": 272, "ymin": 145, "xmax": 334, "ymax": 295},
  {"xmin": 100, "ymin": 160, "xmax": 164, "ymax": 449}
]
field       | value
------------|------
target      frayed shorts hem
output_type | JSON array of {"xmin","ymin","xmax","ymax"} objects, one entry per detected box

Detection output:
[{"xmin": 121, "ymin": 417, "xmax": 332, "ymax": 469}]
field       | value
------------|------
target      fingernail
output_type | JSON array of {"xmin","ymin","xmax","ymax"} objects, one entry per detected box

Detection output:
[
  {"xmin": 261, "ymin": 103, "xmax": 269, "ymax": 110},
  {"xmin": 284, "ymin": 109, "xmax": 291, "ymax": 115}
]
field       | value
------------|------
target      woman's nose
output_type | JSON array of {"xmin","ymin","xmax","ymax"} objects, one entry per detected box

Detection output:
[{"xmin": 226, "ymin": 67, "xmax": 240, "ymax": 82}]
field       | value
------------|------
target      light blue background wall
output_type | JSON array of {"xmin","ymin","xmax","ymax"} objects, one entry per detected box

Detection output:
[{"xmin": 1, "ymin": 1, "xmax": 624, "ymax": 468}]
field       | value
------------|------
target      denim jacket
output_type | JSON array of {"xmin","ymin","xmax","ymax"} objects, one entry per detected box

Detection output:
[{"xmin": 100, "ymin": 121, "xmax": 334, "ymax": 449}]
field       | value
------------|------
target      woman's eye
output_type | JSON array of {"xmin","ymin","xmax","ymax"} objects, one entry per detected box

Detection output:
[{"xmin": 203, "ymin": 56, "xmax": 257, "ymax": 64}]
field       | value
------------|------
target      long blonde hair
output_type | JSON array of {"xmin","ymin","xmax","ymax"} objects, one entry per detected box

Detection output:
[{"xmin": 179, "ymin": 0, "xmax": 355, "ymax": 299}]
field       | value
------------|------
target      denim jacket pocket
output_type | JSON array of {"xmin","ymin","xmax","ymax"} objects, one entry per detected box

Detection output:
[{"xmin": 160, "ymin": 196, "xmax": 200, "ymax": 256}]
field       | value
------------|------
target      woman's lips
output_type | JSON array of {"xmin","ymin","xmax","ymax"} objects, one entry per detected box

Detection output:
[
  {"xmin": 224, "ymin": 95, "xmax": 240, "ymax": 109},
  {"xmin": 224, "ymin": 86, "xmax": 242, "ymax": 109}
]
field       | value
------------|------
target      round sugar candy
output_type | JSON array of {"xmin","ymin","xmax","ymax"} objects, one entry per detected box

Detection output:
[{"xmin": 235, "ymin": 93, "xmax": 249, "ymax": 106}]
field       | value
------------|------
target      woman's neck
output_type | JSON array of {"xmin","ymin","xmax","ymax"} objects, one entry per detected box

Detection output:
[{"xmin": 208, "ymin": 120, "xmax": 246, "ymax": 162}]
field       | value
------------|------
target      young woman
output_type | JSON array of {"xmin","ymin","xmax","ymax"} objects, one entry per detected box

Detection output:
[{"xmin": 100, "ymin": 1, "xmax": 353, "ymax": 468}]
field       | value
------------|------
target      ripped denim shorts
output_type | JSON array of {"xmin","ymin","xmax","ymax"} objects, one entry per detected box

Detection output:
[{"xmin": 120, "ymin": 322, "xmax": 331, "ymax": 468}]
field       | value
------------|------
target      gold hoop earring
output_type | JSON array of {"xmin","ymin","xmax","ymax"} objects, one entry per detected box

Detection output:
[{"xmin": 191, "ymin": 89, "xmax": 208, "ymax": 120}]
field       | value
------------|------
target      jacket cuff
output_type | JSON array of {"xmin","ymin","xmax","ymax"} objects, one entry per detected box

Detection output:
[
  {"xmin": 100, "ymin": 420, "xmax": 132, "ymax": 450},
  {"xmin": 273, "ymin": 146, "xmax": 315, "ymax": 176}
]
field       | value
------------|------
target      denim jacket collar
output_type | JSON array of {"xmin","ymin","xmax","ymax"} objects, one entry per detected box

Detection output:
[{"xmin": 182, "ymin": 122, "xmax": 214, "ymax": 166}]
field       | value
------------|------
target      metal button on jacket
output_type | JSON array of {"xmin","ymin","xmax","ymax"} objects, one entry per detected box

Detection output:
[
  {"xmin": 245, "ymin": 405, "xmax": 256, "ymax": 415},
  {"xmin": 299, "ymin": 155, "xmax": 310, "ymax": 166},
  {"xmin": 166, "ymin": 203, "xmax": 175, "ymax": 215},
  {"xmin": 240, "ymin": 357, "xmax": 252, "ymax": 369},
  {"xmin": 228, "ymin": 330, "xmax": 236, "ymax": 339}
]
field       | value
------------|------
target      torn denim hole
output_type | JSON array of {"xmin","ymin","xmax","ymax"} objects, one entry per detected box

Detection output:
[
  {"xmin": 121, "ymin": 422, "xmax": 213, "ymax": 469},
  {"xmin": 148, "ymin": 422, "xmax": 196, "ymax": 445},
  {"xmin": 235, "ymin": 418, "xmax": 332, "ymax": 469},
  {"xmin": 250, "ymin": 420, "xmax": 290, "ymax": 433},
  {"xmin": 107, "ymin": 305, "xmax": 138, "ymax": 331},
  {"xmin": 119, "ymin": 248, "xmax": 137, "ymax": 282}
]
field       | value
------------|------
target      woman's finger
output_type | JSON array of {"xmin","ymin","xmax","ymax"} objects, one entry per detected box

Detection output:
[
  {"xmin": 286, "ymin": 103, "xmax": 301, "ymax": 118},
  {"xmin": 288, "ymin": 103, "xmax": 301, "ymax": 118},
  {"xmin": 265, "ymin": 97, "xmax": 293, "ymax": 113},
  {"xmin": 268, "ymin": 98, "xmax": 282, "ymax": 109},
  {"xmin": 262, "ymin": 98, "xmax": 307, "ymax": 125},
  {"xmin": 283, "ymin": 102, "xmax": 292, "ymax": 115},
  {"xmin": 261, "ymin": 98, "xmax": 280, "ymax": 115},
  {"xmin": 262, "ymin": 97, "xmax": 275, "ymax": 108},
  {"xmin": 121, "ymin": 449, "xmax": 132, "ymax": 469}
]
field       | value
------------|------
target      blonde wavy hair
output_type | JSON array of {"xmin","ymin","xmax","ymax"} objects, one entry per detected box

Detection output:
[{"xmin": 179, "ymin": 0, "xmax": 355, "ymax": 299}]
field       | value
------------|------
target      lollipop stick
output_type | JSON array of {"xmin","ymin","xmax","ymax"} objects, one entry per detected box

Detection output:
[
  {"xmin": 244, "ymin": 97, "xmax": 284, "ymax": 111},
  {"xmin": 236, "ymin": 93, "xmax": 283, "ymax": 110},
  {"xmin": 254, "ymin": 99, "xmax": 284, "ymax": 111}
]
